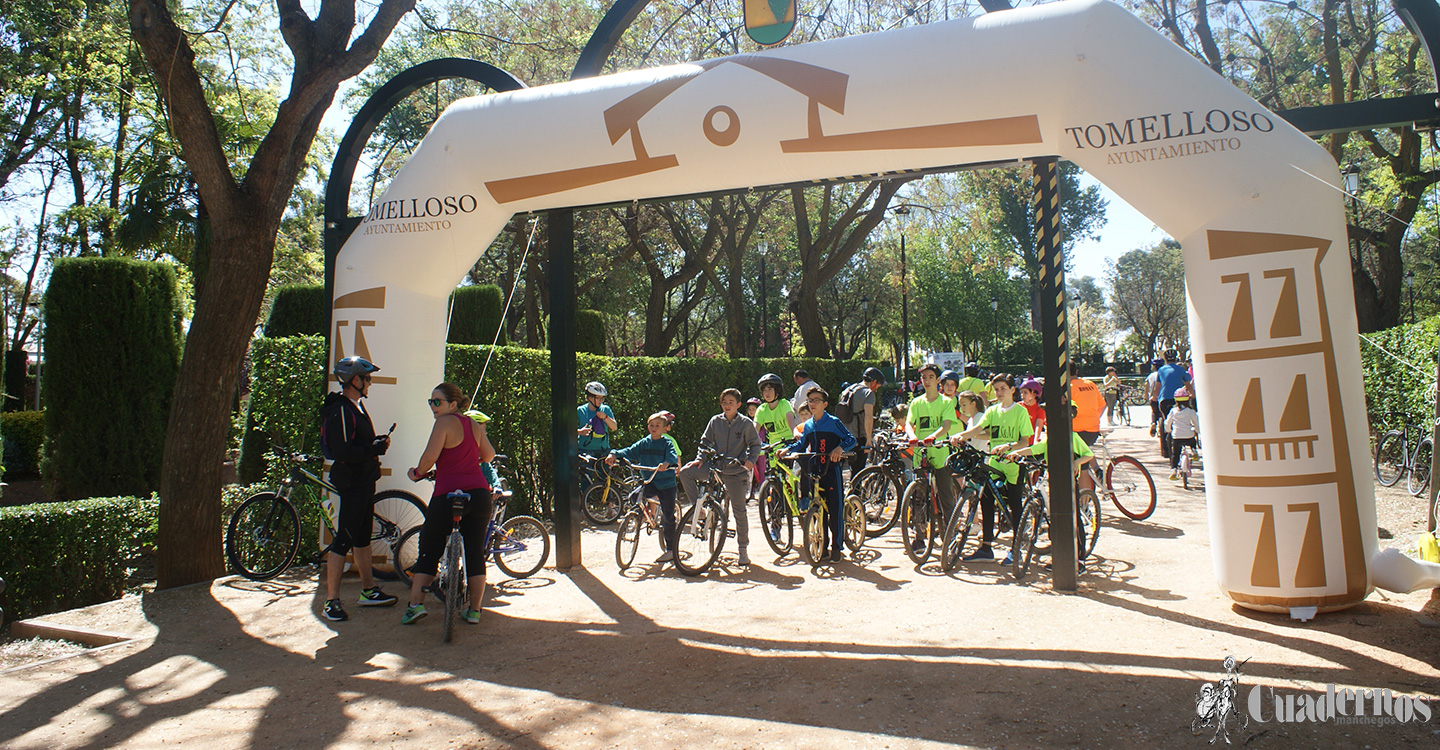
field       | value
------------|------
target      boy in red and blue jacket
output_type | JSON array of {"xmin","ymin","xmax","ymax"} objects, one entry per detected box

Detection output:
[{"xmin": 784, "ymin": 386, "xmax": 857, "ymax": 561}]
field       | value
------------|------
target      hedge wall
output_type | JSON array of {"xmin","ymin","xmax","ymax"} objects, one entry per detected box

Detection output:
[
  {"xmin": 43, "ymin": 258, "xmax": 183, "ymax": 500},
  {"xmin": 264, "ymin": 284, "xmax": 328, "ymax": 338},
  {"xmin": 0, "ymin": 496, "xmax": 158, "ymax": 622},
  {"xmin": 2, "ymin": 410, "xmax": 45, "ymax": 479},
  {"xmin": 1361, "ymin": 315, "xmax": 1438, "ymax": 433},
  {"xmin": 241, "ymin": 336, "xmax": 881, "ymax": 518},
  {"xmin": 448, "ymin": 285, "xmax": 507, "ymax": 346}
]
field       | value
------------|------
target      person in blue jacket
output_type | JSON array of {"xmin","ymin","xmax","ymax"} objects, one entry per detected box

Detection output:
[
  {"xmin": 783, "ymin": 387, "xmax": 857, "ymax": 562},
  {"xmin": 607, "ymin": 412, "xmax": 679, "ymax": 564}
]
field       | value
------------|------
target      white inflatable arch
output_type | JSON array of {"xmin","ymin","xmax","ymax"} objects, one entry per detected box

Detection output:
[{"xmin": 331, "ymin": 0, "xmax": 1438, "ymax": 611}]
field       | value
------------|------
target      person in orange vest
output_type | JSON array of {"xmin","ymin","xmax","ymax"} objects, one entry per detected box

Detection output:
[{"xmin": 1070, "ymin": 362, "xmax": 1106, "ymax": 447}]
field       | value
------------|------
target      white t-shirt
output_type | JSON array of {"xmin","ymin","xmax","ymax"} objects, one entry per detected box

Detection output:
[
  {"xmin": 792, "ymin": 379, "xmax": 820, "ymax": 413},
  {"xmin": 1146, "ymin": 371, "xmax": 1160, "ymax": 401},
  {"xmin": 1165, "ymin": 406, "xmax": 1201, "ymax": 439},
  {"xmin": 965, "ymin": 413, "xmax": 989, "ymax": 452}
]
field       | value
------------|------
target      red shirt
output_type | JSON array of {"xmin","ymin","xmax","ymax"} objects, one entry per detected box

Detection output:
[{"xmin": 1024, "ymin": 402, "xmax": 1047, "ymax": 437}]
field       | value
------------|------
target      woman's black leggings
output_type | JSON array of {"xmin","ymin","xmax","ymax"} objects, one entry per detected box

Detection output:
[{"xmin": 413, "ymin": 487, "xmax": 494, "ymax": 577}]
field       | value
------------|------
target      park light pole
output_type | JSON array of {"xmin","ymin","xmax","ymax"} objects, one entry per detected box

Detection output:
[
  {"xmin": 1343, "ymin": 165, "xmax": 1360, "ymax": 269},
  {"xmin": 1406, "ymin": 269, "xmax": 1416, "ymax": 323},
  {"xmin": 990, "ymin": 295, "xmax": 999, "ymax": 368},
  {"xmin": 893, "ymin": 205, "xmax": 911, "ymax": 374},
  {"xmin": 861, "ymin": 295, "xmax": 871, "ymax": 358}
]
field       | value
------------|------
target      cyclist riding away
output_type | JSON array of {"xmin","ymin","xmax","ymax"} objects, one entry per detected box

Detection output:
[
  {"xmin": 318, "ymin": 356, "xmax": 397, "ymax": 621},
  {"xmin": 1165, "ymin": 387, "xmax": 1201, "ymax": 481},
  {"xmin": 1154, "ymin": 350, "xmax": 1193, "ymax": 459},
  {"xmin": 402, "ymin": 382, "xmax": 497, "ymax": 625}
]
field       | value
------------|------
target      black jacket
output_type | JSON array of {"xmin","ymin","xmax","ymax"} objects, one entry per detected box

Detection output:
[{"xmin": 320, "ymin": 392, "xmax": 386, "ymax": 489}]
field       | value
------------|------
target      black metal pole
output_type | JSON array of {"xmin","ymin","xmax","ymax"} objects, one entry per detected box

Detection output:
[
  {"xmin": 901, "ymin": 233, "xmax": 909, "ymax": 375},
  {"xmin": 1034, "ymin": 157, "xmax": 1077, "ymax": 592},
  {"xmin": 549, "ymin": 210, "xmax": 582, "ymax": 571}
]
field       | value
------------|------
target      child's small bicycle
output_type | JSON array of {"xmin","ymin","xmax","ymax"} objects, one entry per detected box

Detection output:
[
  {"xmin": 611, "ymin": 459, "xmax": 671, "ymax": 570},
  {"xmin": 1178, "ymin": 443, "xmax": 1200, "ymax": 490}
]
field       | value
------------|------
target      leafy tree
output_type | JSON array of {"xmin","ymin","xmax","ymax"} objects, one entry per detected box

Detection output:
[
  {"xmin": 127, "ymin": 0, "xmax": 415, "ymax": 587},
  {"xmin": 1107, "ymin": 240, "xmax": 1187, "ymax": 360}
]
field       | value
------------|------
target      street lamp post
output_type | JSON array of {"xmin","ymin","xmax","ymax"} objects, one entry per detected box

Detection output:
[
  {"xmin": 1406, "ymin": 269, "xmax": 1416, "ymax": 324},
  {"xmin": 1343, "ymin": 165, "xmax": 1360, "ymax": 274},
  {"xmin": 895, "ymin": 205, "xmax": 912, "ymax": 374},
  {"xmin": 990, "ymin": 295, "xmax": 999, "ymax": 369},
  {"xmin": 861, "ymin": 295, "xmax": 871, "ymax": 358}
]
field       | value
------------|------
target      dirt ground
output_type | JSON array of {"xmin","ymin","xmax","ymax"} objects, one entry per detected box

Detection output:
[{"xmin": 2, "ymin": 424, "xmax": 1438, "ymax": 749}]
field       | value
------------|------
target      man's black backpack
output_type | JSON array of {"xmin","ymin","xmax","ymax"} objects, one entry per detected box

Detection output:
[{"xmin": 835, "ymin": 382, "xmax": 865, "ymax": 425}]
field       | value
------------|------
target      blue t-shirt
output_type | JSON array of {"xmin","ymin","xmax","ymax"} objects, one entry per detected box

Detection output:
[
  {"xmin": 610, "ymin": 436, "xmax": 679, "ymax": 490},
  {"xmin": 1156, "ymin": 364, "xmax": 1192, "ymax": 401},
  {"xmin": 577, "ymin": 403, "xmax": 615, "ymax": 452}
]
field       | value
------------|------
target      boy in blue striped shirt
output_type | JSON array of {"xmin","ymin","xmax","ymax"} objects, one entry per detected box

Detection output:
[{"xmin": 607, "ymin": 412, "xmax": 679, "ymax": 563}]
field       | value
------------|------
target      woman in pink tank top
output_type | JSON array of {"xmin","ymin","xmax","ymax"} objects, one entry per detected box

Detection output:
[{"xmin": 401, "ymin": 382, "xmax": 496, "ymax": 625}]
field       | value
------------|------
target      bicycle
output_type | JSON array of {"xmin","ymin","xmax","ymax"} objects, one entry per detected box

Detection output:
[
  {"xmin": 225, "ymin": 444, "xmax": 426, "ymax": 581},
  {"xmin": 1374, "ymin": 415, "xmax": 1435, "ymax": 497},
  {"xmin": 578, "ymin": 453, "xmax": 637, "ymax": 525},
  {"xmin": 671, "ymin": 446, "xmax": 734, "ymax": 576},
  {"xmin": 393, "ymin": 485, "xmax": 551, "ymax": 588},
  {"xmin": 899, "ymin": 442, "xmax": 958, "ymax": 565},
  {"xmin": 612, "ymin": 459, "xmax": 673, "ymax": 570},
  {"xmin": 1087, "ymin": 430, "xmax": 1158, "ymax": 521},
  {"xmin": 1177, "ymin": 442, "xmax": 1197, "ymax": 490},
  {"xmin": 847, "ymin": 434, "xmax": 907, "ymax": 538},
  {"xmin": 756, "ymin": 443, "xmax": 803, "ymax": 555},
  {"xmin": 783, "ymin": 451, "xmax": 862, "ymax": 565},
  {"xmin": 941, "ymin": 448, "xmax": 1048, "ymax": 581}
]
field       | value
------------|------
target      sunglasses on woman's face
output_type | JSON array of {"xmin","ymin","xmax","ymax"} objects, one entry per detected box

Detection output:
[{"xmin": 427, "ymin": 398, "xmax": 446, "ymax": 407}]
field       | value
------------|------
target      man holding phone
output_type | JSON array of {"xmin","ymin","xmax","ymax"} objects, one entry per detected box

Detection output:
[{"xmin": 318, "ymin": 356, "xmax": 398, "ymax": 621}]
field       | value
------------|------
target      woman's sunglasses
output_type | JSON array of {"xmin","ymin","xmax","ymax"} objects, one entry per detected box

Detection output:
[{"xmin": 427, "ymin": 398, "xmax": 446, "ymax": 407}]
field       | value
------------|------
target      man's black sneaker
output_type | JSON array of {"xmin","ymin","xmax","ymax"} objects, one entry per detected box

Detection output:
[
  {"xmin": 323, "ymin": 599, "xmax": 349, "ymax": 621},
  {"xmin": 358, "ymin": 587, "xmax": 398, "ymax": 607}
]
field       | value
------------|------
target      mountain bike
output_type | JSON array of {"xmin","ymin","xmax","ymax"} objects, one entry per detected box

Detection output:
[
  {"xmin": 1374, "ymin": 414, "xmax": 1435, "ymax": 497},
  {"xmin": 941, "ymin": 443, "xmax": 1025, "ymax": 574},
  {"xmin": 785, "ymin": 451, "xmax": 862, "ymax": 565},
  {"xmin": 1088, "ymin": 430, "xmax": 1158, "ymax": 521},
  {"xmin": 225, "ymin": 444, "xmax": 426, "ymax": 581},
  {"xmin": 611, "ymin": 459, "xmax": 673, "ymax": 570},
  {"xmin": 578, "ymin": 453, "xmax": 637, "ymax": 525},
  {"xmin": 756, "ymin": 443, "xmax": 803, "ymax": 555},
  {"xmin": 847, "ymin": 434, "xmax": 906, "ymax": 537},
  {"xmin": 672, "ymin": 446, "xmax": 733, "ymax": 576},
  {"xmin": 899, "ymin": 442, "xmax": 957, "ymax": 565}
]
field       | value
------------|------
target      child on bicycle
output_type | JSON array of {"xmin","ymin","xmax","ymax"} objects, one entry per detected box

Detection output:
[
  {"xmin": 402, "ymin": 382, "xmax": 497, "ymax": 625},
  {"xmin": 607, "ymin": 413, "xmax": 679, "ymax": 563},
  {"xmin": 782, "ymin": 386, "xmax": 857, "ymax": 561},
  {"xmin": 1165, "ymin": 387, "xmax": 1201, "ymax": 481},
  {"xmin": 1004, "ymin": 424, "xmax": 1095, "ymax": 574}
]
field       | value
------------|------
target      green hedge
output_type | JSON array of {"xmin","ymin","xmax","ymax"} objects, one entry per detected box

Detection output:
[
  {"xmin": 264, "ymin": 284, "xmax": 328, "ymax": 338},
  {"xmin": 240, "ymin": 336, "xmax": 328, "ymax": 485},
  {"xmin": 1361, "ymin": 315, "xmax": 1438, "ymax": 433},
  {"xmin": 241, "ymin": 335, "xmax": 881, "ymax": 518},
  {"xmin": 576, "ymin": 310, "xmax": 605, "ymax": 355},
  {"xmin": 448, "ymin": 285, "xmax": 507, "ymax": 346},
  {"xmin": 0, "ymin": 496, "xmax": 158, "ymax": 622},
  {"xmin": 42, "ymin": 258, "xmax": 183, "ymax": 500},
  {"xmin": 2, "ymin": 410, "xmax": 45, "ymax": 479}
]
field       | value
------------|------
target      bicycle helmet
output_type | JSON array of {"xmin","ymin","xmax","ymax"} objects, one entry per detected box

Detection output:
[
  {"xmin": 1019, "ymin": 378, "xmax": 1043, "ymax": 395},
  {"xmin": 660, "ymin": 410, "xmax": 676, "ymax": 424},
  {"xmin": 862, "ymin": 366, "xmax": 885, "ymax": 384},
  {"xmin": 1163, "ymin": 348, "xmax": 1178, "ymax": 362},
  {"xmin": 463, "ymin": 409, "xmax": 491, "ymax": 423},
  {"xmin": 940, "ymin": 369, "xmax": 960, "ymax": 385},
  {"xmin": 1175, "ymin": 387, "xmax": 1191, "ymax": 401},
  {"xmin": 584, "ymin": 381, "xmax": 608, "ymax": 397},
  {"xmin": 757, "ymin": 372, "xmax": 784, "ymax": 392},
  {"xmin": 746, "ymin": 397, "xmax": 762, "ymax": 406},
  {"xmin": 333, "ymin": 356, "xmax": 379, "ymax": 385},
  {"xmin": 964, "ymin": 362, "xmax": 980, "ymax": 377}
]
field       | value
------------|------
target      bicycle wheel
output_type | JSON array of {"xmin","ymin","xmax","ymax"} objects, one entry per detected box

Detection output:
[
  {"xmin": 799, "ymin": 499, "xmax": 828, "ymax": 565},
  {"xmin": 615, "ymin": 511, "xmax": 641, "ymax": 570},
  {"xmin": 1105, "ymin": 456, "xmax": 1157, "ymax": 520},
  {"xmin": 899, "ymin": 481, "xmax": 934, "ymax": 564},
  {"xmin": 1375, "ymin": 430, "xmax": 1406, "ymax": 486},
  {"xmin": 225, "ymin": 492, "xmax": 300, "ymax": 581},
  {"xmin": 370, "ymin": 490, "xmax": 427, "ymax": 580},
  {"xmin": 1181, "ymin": 452, "xmax": 1191, "ymax": 490},
  {"xmin": 493, "ymin": 516, "xmax": 550, "ymax": 578},
  {"xmin": 1078, "ymin": 489, "xmax": 1101, "ymax": 560},
  {"xmin": 674, "ymin": 497, "xmax": 726, "ymax": 575},
  {"xmin": 756, "ymin": 479, "xmax": 794, "ymax": 555},
  {"xmin": 392, "ymin": 526, "xmax": 422, "ymax": 585},
  {"xmin": 855, "ymin": 467, "xmax": 902, "ymax": 538},
  {"xmin": 441, "ymin": 535, "xmax": 464, "ymax": 643},
  {"xmin": 581, "ymin": 480, "xmax": 625, "ymax": 525},
  {"xmin": 940, "ymin": 490, "xmax": 981, "ymax": 572},
  {"xmin": 843, "ymin": 493, "xmax": 866, "ymax": 552},
  {"xmin": 1014, "ymin": 503, "xmax": 1043, "ymax": 582},
  {"xmin": 1407, "ymin": 439, "xmax": 1433, "ymax": 497}
]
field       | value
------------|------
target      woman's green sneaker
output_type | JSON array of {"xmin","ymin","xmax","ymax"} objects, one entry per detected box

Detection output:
[
  {"xmin": 400, "ymin": 604, "xmax": 427, "ymax": 624},
  {"xmin": 462, "ymin": 608, "xmax": 482, "ymax": 624}
]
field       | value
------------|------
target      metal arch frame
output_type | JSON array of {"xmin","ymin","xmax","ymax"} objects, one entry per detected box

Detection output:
[{"xmin": 322, "ymin": 57, "xmax": 527, "ymax": 338}]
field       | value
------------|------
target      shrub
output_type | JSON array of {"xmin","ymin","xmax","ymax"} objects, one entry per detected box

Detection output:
[
  {"xmin": 2, "ymin": 411, "xmax": 45, "ymax": 479},
  {"xmin": 448, "ymin": 284, "xmax": 507, "ymax": 346},
  {"xmin": 43, "ymin": 258, "xmax": 182, "ymax": 500},
  {"xmin": 0, "ymin": 495, "xmax": 158, "ymax": 622},
  {"xmin": 264, "ymin": 284, "xmax": 328, "ymax": 338},
  {"xmin": 240, "ymin": 336, "xmax": 328, "ymax": 484},
  {"xmin": 575, "ymin": 310, "xmax": 605, "ymax": 354},
  {"xmin": 1361, "ymin": 315, "xmax": 1438, "ymax": 434}
]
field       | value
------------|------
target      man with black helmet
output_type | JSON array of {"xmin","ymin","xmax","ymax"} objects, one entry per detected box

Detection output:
[
  {"xmin": 837, "ymin": 367, "xmax": 885, "ymax": 476},
  {"xmin": 318, "ymin": 356, "xmax": 397, "ymax": 621}
]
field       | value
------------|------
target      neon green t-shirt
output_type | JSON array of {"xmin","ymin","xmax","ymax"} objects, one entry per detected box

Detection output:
[
  {"xmin": 955, "ymin": 376, "xmax": 989, "ymax": 403},
  {"xmin": 664, "ymin": 433, "xmax": 682, "ymax": 463},
  {"xmin": 980, "ymin": 401, "xmax": 1034, "ymax": 484},
  {"xmin": 755, "ymin": 399, "xmax": 794, "ymax": 446},
  {"xmin": 1028, "ymin": 433, "xmax": 1094, "ymax": 462},
  {"xmin": 907, "ymin": 393, "xmax": 956, "ymax": 468}
]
